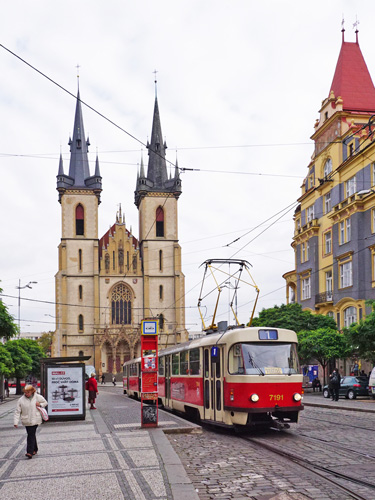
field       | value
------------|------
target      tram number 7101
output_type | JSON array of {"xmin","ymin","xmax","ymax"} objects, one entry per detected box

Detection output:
[{"xmin": 269, "ymin": 394, "xmax": 284, "ymax": 401}]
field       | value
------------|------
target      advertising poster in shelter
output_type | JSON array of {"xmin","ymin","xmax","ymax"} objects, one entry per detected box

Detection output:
[{"xmin": 46, "ymin": 366, "xmax": 84, "ymax": 417}]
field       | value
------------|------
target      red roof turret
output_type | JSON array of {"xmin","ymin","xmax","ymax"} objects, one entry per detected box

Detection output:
[{"xmin": 330, "ymin": 39, "xmax": 375, "ymax": 113}]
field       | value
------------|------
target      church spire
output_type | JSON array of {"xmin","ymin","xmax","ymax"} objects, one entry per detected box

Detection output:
[
  {"xmin": 68, "ymin": 90, "xmax": 91, "ymax": 185},
  {"xmin": 146, "ymin": 97, "xmax": 168, "ymax": 187},
  {"xmin": 134, "ymin": 95, "xmax": 182, "ymax": 207},
  {"xmin": 57, "ymin": 90, "xmax": 102, "ymax": 202}
]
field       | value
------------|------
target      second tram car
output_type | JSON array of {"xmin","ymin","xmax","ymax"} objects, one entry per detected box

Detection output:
[{"xmin": 123, "ymin": 326, "xmax": 304, "ymax": 429}]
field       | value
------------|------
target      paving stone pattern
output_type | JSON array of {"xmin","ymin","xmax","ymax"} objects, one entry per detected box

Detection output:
[
  {"xmin": 167, "ymin": 401, "xmax": 375, "ymax": 500},
  {"xmin": 0, "ymin": 386, "xmax": 196, "ymax": 500}
]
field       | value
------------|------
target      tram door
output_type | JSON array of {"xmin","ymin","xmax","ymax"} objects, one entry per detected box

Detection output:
[
  {"xmin": 203, "ymin": 346, "xmax": 224, "ymax": 422},
  {"xmin": 165, "ymin": 355, "xmax": 172, "ymax": 408}
]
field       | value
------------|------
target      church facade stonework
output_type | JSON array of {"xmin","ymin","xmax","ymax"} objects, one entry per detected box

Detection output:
[{"xmin": 53, "ymin": 91, "xmax": 187, "ymax": 375}]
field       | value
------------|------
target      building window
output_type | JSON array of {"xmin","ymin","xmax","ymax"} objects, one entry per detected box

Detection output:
[
  {"xmin": 346, "ymin": 218, "xmax": 351, "ymax": 242},
  {"xmin": 301, "ymin": 241, "xmax": 309, "ymax": 263},
  {"xmin": 306, "ymin": 205, "xmax": 314, "ymax": 222},
  {"xmin": 324, "ymin": 231, "xmax": 332, "ymax": 255},
  {"xmin": 79, "ymin": 285, "xmax": 83, "ymax": 300},
  {"xmin": 349, "ymin": 142, "xmax": 354, "ymax": 157},
  {"xmin": 156, "ymin": 207, "xmax": 164, "ymax": 237},
  {"xmin": 301, "ymin": 276, "xmax": 311, "ymax": 300},
  {"xmin": 346, "ymin": 176, "xmax": 356, "ymax": 197},
  {"xmin": 132, "ymin": 254, "xmax": 137, "ymax": 272},
  {"xmin": 159, "ymin": 285, "xmax": 163, "ymax": 300},
  {"xmin": 78, "ymin": 350, "xmax": 84, "ymax": 357},
  {"xmin": 325, "ymin": 271, "xmax": 333, "ymax": 301},
  {"xmin": 78, "ymin": 314, "xmax": 84, "ymax": 332},
  {"xmin": 308, "ymin": 174, "xmax": 314, "ymax": 189},
  {"xmin": 111, "ymin": 283, "xmax": 132, "ymax": 325},
  {"xmin": 324, "ymin": 158, "xmax": 332, "ymax": 177},
  {"xmin": 340, "ymin": 261, "xmax": 352, "ymax": 288},
  {"xmin": 339, "ymin": 217, "xmax": 351, "ymax": 244},
  {"xmin": 372, "ymin": 209, "xmax": 375, "ymax": 233},
  {"xmin": 113, "ymin": 251, "xmax": 115, "ymax": 270},
  {"xmin": 76, "ymin": 204, "xmax": 84, "ymax": 235},
  {"xmin": 79, "ymin": 249, "xmax": 82, "ymax": 271},
  {"xmin": 159, "ymin": 313, "xmax": 164, "ymax": 331},
  {"xmin": 372, "ymin": 163, "xmax": 375, "ymax": 186},
  {"xmin": 344, "ymin": 306, "xmax": 357, "ymax": 327},
  {"xmin": 327, "ymin": 311, "xmax": 334, "ymax": 319},
  {"xmin": 159, "ymin": 250, "xmax": 163, "ymax": 271},
  {"xmin": 324, "ymin": 192, "xmax": 331, "ymax": 213}
]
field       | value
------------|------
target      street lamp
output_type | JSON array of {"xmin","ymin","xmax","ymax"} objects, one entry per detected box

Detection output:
[{"xmin": 16, "ymin": 280, "xmax": 37, "ymax": 337}]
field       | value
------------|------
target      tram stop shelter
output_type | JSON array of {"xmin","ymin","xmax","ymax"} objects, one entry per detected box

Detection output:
[{"xmin": 40, "ymin": 356, "xmax": 90, "ymax": 421}]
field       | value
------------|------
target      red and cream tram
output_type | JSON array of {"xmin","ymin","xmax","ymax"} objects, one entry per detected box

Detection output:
[{"xmin": 123, "ymin": 326, "xmax": 304, "ymax": 429}]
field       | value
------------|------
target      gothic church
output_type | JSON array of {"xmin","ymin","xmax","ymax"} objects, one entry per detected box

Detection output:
[{"xmin": 52, "ymin": 91, "xmax": 187, "ymax": 376}]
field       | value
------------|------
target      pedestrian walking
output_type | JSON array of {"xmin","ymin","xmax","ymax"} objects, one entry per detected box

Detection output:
[
  {"xmin": 85, "ymin": 373, "xmax": 98, "ymax": 409},
  {"xmin": 4, "ymin": 379, "xmax": 9, "ymax": 398},
  {"xmin": 112, "ymin": 375, "xmax": 116, "ymax": 386},
  {"xmin": 13, "ymin": 385, "xmax": 48, "ymax": 459},
  {"xmin": 101, "ymin": 374, "xmax": 105, "ymax": 384},
  {"xmin": 329, "ymin": 368, "xmax": 340, "ymax": 401}
]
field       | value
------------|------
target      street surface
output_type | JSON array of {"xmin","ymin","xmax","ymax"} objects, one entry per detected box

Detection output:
[
  {"xmin": 2, "ymin": 387, "xmax": 375, "ymax": 499},
  {"xmin": 167, "ymin": 398, "xmax": 375, "ymax": 500}
]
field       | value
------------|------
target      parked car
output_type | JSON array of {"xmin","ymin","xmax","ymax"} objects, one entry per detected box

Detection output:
[
  {"xmin": 323, "ymin": 376, "xmax": 369, "ymax": 400},
  {"xmin": 369, "ymin": 367, "xmax": 375, "ymax": 399}
]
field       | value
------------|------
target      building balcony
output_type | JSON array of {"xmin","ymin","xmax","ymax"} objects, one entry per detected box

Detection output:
[
  {"xmin": 315, "ymin": 291, "xmax": 333, "ymax": 305},
  {"xmin": 294, "ymin": 218, "xmax": 320, "ymax": 237}
]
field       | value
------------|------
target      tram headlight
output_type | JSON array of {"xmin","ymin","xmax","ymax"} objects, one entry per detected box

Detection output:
[
  {"xmin": 293, "ymin": 393, "xmax": 302, "ymax": 402},
  {"xmin": 249, "ymin": 393, "xmax": 259, "ymax": 403}
]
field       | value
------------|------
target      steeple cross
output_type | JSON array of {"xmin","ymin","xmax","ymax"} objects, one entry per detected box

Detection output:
[
  {"xmin": 153, "ymin": 69, "xmax": 158, "ymax": 97},
  {"xmin": 353, "ymin": 17, "xmax": 360, "ymax": 30}
]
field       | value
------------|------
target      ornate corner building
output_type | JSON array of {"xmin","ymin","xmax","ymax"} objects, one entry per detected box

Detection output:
[
  {"xmin": 53, "ymin": 90, "xmax": 187, "ymax": 374},
  {"xmin": 283, "ymin": 29, "xmax": 375, "ymax": 329}
]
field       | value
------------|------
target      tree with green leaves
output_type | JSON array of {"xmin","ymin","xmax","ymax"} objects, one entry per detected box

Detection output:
[
  {"xmin": 0, "ymin": 344, "xmax": 14, "ymax": 377},
  {"xmin": 0, "ymin": 287, "xmax": 18, "ymax": 341},
  {"xmin": 345, "ymin": 300, "xmax": 375, "ymax": 365},
  {"xmin": 37, "ymin": 332, "xmax": 54, "ymax": 356},
  {"xmin": 250, "ymin": 303, "xmax": 337, "ymax": 332},
  {"xmin": 16, "ymin": 338, "xmax": 46, "ymax": 377},
  {"xmin": 297, "ymin": 328, "xmax": 351, "ymax": 385},
  {"xmin": 4, "ymin": 340, "xmax": 33, "ymax": 394}
]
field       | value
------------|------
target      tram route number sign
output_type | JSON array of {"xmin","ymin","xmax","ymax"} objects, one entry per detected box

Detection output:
[{"xmin": 211, "ymin": 345, "xmax": 219, "ymax": 361}]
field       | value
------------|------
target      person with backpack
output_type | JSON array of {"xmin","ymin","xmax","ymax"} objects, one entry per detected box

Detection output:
[{"xmin": 329, "ymin": 368, "xmax": 340, "ymax": 401}]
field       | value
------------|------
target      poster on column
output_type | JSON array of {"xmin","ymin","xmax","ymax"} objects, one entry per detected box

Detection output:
[{"xmin": 46, "ymin": 365, "xmax": 85, "ymax": 418}]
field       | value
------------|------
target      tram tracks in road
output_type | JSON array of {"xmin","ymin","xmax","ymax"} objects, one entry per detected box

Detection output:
[
  {"xmin": 241, "ymin": 433, "xmax": 375, "ymax": 500},
  {"xmin": 295, "ymin": 431, "xmax": 375, "ymax": 460},
  {"xmin": 301, "ymin": 413, "xmax": 375, "ymax": 433}
]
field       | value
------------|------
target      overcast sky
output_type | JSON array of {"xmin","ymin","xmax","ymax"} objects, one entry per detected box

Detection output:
[{"xmin": 1, "ymin": 1, "xmax": 373, "ymax": 335}]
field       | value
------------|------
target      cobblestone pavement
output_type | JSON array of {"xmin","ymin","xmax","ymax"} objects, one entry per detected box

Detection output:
[
  {"xmin": 167, "ymin": 403, "xmax": 375, "ymax": 500},
  {"xmin": 0, "ymin": 386, "xmax": 198, "ymax": 500}
]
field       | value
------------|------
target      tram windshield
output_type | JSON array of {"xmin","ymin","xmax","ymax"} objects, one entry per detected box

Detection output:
[{"xmin": 228, "ymin": 342, "xmax": 299, "ymax": 375}]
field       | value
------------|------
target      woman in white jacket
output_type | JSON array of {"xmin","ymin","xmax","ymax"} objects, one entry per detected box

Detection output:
[{"xmin": 14, "ymin": 384, "xmax": 48, "ymax": 459}]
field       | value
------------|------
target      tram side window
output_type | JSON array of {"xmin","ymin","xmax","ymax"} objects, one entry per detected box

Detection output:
[
  {"xmin": 172, "ymin": 353, "xmax": 180, "ymax": 375},
  {"xmin": 159, "ymin": 356, "xmax": 165, "ymax": 376},
  {"xmin": 189, "ymin": 348, "xmax": 200, "ymax": 375},
  {"xmin": 204, "ymin": 349, "xmax": 209, "ymax": 378},
  {"xmin": 228, "ymin": 344, "xmax": 244, "ymax": 375},
  {"xmin": 180, "ymin": 351, "xmax": 188, "ymax": 375},
  {"xmin": 123, "ymin": 366, "xmax": 127, "ymax": 377}
]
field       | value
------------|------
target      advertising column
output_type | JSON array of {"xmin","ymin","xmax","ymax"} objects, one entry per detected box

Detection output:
[{"xmin": 141, "ymin": 319, "xmax": 158, "ymax": 428}]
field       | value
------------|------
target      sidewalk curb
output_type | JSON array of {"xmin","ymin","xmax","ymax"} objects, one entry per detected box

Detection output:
[
  {"xmin": 152, "ymin": 428, "xmax": 200, "ymax": 500},
  {"xmin": 304, "ymin": 401, "xmax": 375, "ymax": 414}
]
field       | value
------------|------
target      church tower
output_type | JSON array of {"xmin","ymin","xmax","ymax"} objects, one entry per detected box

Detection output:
[
  {"xmin": 135, "ymin": 97, "xmax": 186, "ymax": 347},
  {"xmin": 54, "ymin": 90, "xmax": 102, "ymax": 358}
]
